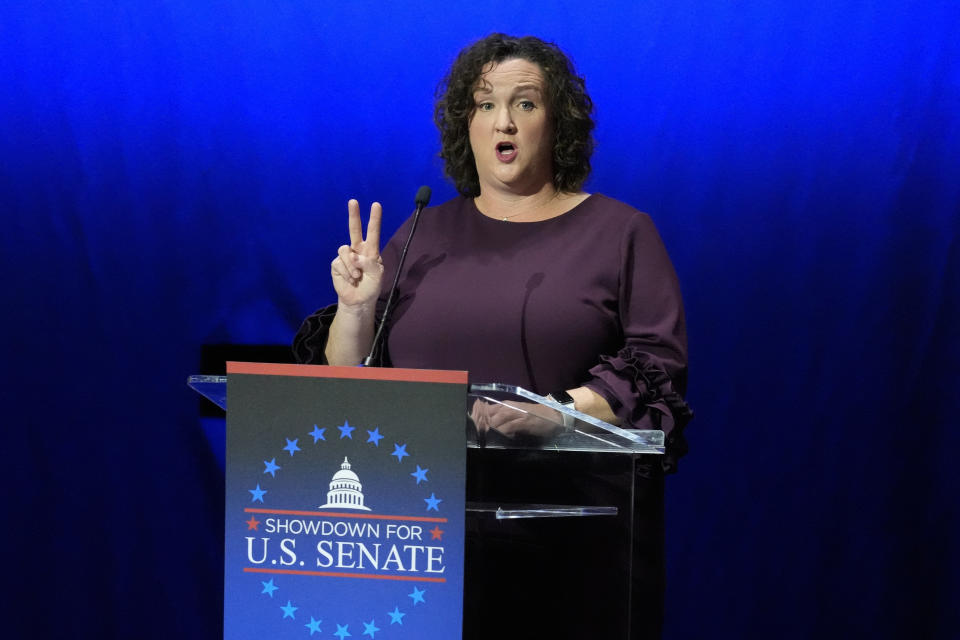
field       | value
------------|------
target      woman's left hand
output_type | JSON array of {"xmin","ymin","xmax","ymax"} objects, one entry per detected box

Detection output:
[{"xmin": 469, "ymin": 399, "xmax": 564, "ymax": 438}]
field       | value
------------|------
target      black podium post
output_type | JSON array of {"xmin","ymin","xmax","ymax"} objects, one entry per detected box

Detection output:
[{"xmin": 462, "ymin": 448, "xmax": 664, "ymax": 639}]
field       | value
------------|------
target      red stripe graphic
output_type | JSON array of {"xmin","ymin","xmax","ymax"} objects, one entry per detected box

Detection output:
[
  {"xmin": 226, "ymin": 361, "xmax": 468, "ymax": 384},
  {"xmin": 245, "ymin": 507, "xmax": 447, "ymax": 523},
  {"xmin": 243, "ymin": 567, "xmax": 446, "ymax": 583}
]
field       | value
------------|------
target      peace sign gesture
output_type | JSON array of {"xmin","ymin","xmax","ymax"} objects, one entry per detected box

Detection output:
[{"xmin": 331, "ymin": 199, "xmax": 384, "ymax": 311}]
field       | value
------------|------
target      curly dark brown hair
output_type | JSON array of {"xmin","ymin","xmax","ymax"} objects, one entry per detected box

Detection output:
[{"xmin": 434, "ymin": 34, "xmax": 595, "ymax": 197}]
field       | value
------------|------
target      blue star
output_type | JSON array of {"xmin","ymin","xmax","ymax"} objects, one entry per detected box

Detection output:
[
  {"xmin": 263, "ymin": 458, "xmax": 280, "ymax": 477},
  {"xmin": 309, "ymin": 424, "xmax": 326, "ymax": 443},
  {"xmin": 280, "ymin": 600, "xmax": 298, "ymax": 619},
  {"xmin": 362, "ymin": 619, "xmax": 380, "ymax": 637},
  {"xmin": 387, "ymin": 607, "xmax": 405, "ymax": 625},
  {"xmin": 249, "ymin": 484, "xmax": 266, "ymax": 503},
  {"xmin": 260, "ymin": 578, "xmax": 278, "ymax": 597},
  {"xmin": 391, "ymin": 443, "xmax": 409, "ymax": 462},
  {"xmin": 366, "ymin": 427, "xmax": 384, "ymax": 446},
  {"xmin": 305, "ymin": 617, "xmax": 322, "ymax": 635},
  {"xmin": 283, "ymin": 438, "xmax": 301, "ymax": 456},
  {"xmin": 424, "ymin": 493, "xmax": 442, "ymax": 512},
  {"xmin": 338, "ymin": 420, "xmax": 355, "ymax": 439},
  {"xmin": 408, "ymin": 586, "xmax": 426, "ymax": 605},
  {"xmin": 410, "ymin": 465, "xmax": 429, "ymax": 484},
  {"xmin": 334, "ymin": 623, "xmax": 352, "ymax": 638}
]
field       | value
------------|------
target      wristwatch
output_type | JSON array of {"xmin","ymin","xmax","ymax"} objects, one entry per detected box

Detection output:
[{"xmin": 547, "ymin": 390, "xmax": 576, "ymax": 428}]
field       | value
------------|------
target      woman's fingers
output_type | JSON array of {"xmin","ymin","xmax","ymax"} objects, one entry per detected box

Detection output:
[
  {"xmin": 337, "ymin": 245, "xmax": 361, "ymax": 280},
  {"xmin": 347, "ymin": 199, "xmax": 382, "ymax": 259},
  {"xmin": 335, "ymin": 199, "xmax": 384, "ymax": 304},
  {"xmin": 347, "ymin": 199, "xmax": 363, "ymax": 247},
  {"xmin": 479, "ymin": 401, "xmax": 561, "ymax": 437},
  {"xmin": 365, "ymin": 202, "xmax": 382, "ymax": 253}
]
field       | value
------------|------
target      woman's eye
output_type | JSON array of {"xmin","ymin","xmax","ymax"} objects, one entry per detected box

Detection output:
[
  {"xmin": 518, "ymin": 100, "xmax": 536, "ymax": 111},
  {"xmin": 476, "ymin": 102, "xmax": 494, "ymax": 111}
]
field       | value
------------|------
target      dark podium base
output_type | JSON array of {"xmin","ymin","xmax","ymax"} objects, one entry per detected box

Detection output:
[{"xmin": 463, "ymin": 448, "xmax": 665, "ymax": 640}]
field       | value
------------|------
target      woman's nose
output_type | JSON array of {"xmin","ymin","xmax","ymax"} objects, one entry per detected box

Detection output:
[{"xmin": 495, "ymin": 107, "xmax": 516, "ymax": 133}]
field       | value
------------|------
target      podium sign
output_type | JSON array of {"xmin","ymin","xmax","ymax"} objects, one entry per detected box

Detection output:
[{"xmin": 224, "ymin": 362, "xmax": 468, "ymax": 640}]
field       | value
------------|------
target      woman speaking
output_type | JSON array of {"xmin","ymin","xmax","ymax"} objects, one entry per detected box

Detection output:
[{"xmin": 294, "ymin": 33, "xmax": 691, "ymax": 469}]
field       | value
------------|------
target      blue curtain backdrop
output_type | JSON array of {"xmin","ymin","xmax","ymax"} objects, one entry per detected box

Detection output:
[{"xmin": 2, "ymin": 1, "xmax": 957, "ymax": 637}]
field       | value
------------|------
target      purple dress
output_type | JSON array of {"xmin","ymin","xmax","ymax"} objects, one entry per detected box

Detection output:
[{"xmin": 294, "ymin": 194, "xmax": 692, "ymax": 469}]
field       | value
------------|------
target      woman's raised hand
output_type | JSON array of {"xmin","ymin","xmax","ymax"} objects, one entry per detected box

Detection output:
[{"xmin": 331, "ymin": 199, "xmax": 383, "ymax": 311}]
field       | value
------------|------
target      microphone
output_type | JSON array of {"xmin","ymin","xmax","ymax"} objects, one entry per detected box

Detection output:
[
  {"xmin": 414, "ymin": 185, "xmax": 431, "ymax": 208},
  {"xmin": 362, "ymin": 185, "xmax": 432, "ymax": 366}
]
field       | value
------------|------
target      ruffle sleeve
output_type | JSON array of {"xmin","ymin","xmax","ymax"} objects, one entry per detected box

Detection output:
[
  {"xmin": 292, "ymin": 303, "xmax": 338, "ymax": 365},
  {"xmin": 292, "ymin": 302, "xmax": 392, "ymax": 367},
  {"xmin": 586, "ymin": 347, "xmax": 692, "ymax": 473},
  {"xmin": 582, "ymin": 211, "xmax": 693, "ymax": 473}
]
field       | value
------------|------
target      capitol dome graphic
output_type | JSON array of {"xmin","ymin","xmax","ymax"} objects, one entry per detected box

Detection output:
[{"xmin": 319, "ymin": 457, "xmax": 371, "ymax": 511}]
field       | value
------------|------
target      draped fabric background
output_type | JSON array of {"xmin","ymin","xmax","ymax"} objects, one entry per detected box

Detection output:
[{"xmin": 3, "ymin": 2, "xmax": 957, "ymax": 637}]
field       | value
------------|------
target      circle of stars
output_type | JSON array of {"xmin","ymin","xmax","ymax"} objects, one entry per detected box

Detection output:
[{"xmin": 243, "ymin": 417, "xmax": 445, "ymax": 636}]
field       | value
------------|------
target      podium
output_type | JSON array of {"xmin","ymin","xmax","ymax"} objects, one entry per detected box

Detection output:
[{"xmin": 190, "ymin": 371, "xmax": 665, "ymax": 639}]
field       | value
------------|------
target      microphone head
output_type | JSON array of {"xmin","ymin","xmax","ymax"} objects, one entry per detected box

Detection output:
[{"xmin": 414, "ymin": 185, "xmax": 432, "ymax": 208}]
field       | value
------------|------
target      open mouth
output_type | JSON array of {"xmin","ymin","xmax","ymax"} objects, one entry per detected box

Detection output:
[{"xmin": 496, "ymin": 142, "xmax": 517, "ymax": 162}]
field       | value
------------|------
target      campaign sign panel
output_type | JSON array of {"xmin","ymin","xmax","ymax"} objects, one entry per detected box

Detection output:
[{"xmin": 224, "ymin": 362, "xmax": 468, "ymax": 640}]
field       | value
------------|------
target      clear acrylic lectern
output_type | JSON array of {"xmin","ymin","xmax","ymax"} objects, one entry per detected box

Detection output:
[{"xmin": 189, "ymin": 374, "xmax": 666, "ymax": 639}]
